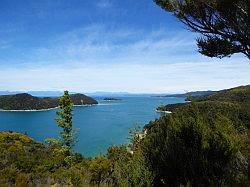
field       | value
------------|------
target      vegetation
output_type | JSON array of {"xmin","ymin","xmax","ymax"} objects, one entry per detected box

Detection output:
[
  {"xmin": 157, "ymin": 85, "xmax": 250, "ymax": 127},
  {"xmin": 0, "ymin": 133, "xmax": 151, "ymax": 186},
  {"xmin": 0, "ymin": 85, "xmax": 249, "ymax": 186},
  {"xmin": 0, "ymin": 93, "xmax": 98, "ymax": 110},
  {"xmin": 143, "ymin": 105, "xmax": 248, "ymax": 186},
  {"xmin": 0, "ymin": 131, "xmax": 96, "ymax": 186},
  {"xmin": 154, "ymin": 0, "xmax": 250, "ymax": 59},
  {"xmin": 193, "ymin": 85, "xmax": 250, "ymax": 103},
  {"xmin": 70, "ymin": 93, "xmax": 98, "ymax": 105},
  {"xmin": 0, "ymin": 0, "xmax": 249, "ymax": 186},
  {"xmin": 148, "ymin": 85, "xmax": 250, "ymax": 186},
  {"xmin": 46, "ymin": 91, "xmax": 78, "ymax": 155},
  {"xmin": 156, "ymin": 102, "xmax": 187, "ymax": 112}
]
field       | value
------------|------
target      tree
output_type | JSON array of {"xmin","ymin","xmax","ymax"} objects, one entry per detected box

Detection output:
[
  {"xmin": 154, "ymin": 0, "xmax": 250, "ymax": 59},
  {"xmin": 55, "ymin": 90, "xmax": 78, "ymax": 154},
  {"xmin": 141, "ymin": 105, "xmax": 248, "ymax": 186}
]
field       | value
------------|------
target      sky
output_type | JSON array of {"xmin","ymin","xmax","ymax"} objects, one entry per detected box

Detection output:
[{"xmin": 0, "ymin": 0, "xmax": 249, "ymax": 93}]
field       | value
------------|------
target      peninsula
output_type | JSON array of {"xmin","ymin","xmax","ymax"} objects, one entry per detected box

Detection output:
[
  {"xmin": 0, "ymin": 93, "xmax": 98, "ymax": 111},
  {"xmin": 155, "ymin": 85, "xmax": 250, "ymax": 129},
  {"xmin": 154, "ymin": 90, "xmax": 216, "ymax": 98}
]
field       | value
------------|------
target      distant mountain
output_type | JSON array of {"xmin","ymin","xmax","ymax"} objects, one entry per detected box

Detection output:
[
  {"xmin": 0, "ymin": 91, "xmax": 140, "ymax": 97},
  {"xmin": 27, "ymin": 91, "xmax": 64, "ymax": 97},
  {"xmin": 0, "ymin": 93, "xmax": 98, "ymax": 111},
  {"xmin": 0, "ymin": 91, "xmax": 66, "ymax": 97},
  {"xmin": 155, "ymin": 90, "xmax": 216, "ymax": 98},
  {"xmin": 103, "ymin": 97, "xmax": 122, "ymax": 101},
  {"xmin": 0, "ymin": 91, "xmax": 20, "ymax": 95},
  {"xmin": 87, "ymin": 92, "xmax": 132, "ymax": 97}
]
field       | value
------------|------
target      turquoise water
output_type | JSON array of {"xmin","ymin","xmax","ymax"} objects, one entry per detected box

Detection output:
[{"xmin": 0, "ymin": 96, "xmax": 185, "ymax": 157}]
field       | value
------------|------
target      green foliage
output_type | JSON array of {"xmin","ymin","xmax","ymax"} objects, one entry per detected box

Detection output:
[
  {"xmin": 0, "ymin": 131, "xmax": 90, "ymax": 186},
  {"xmin": 0, "ymin": 132, "xmax": 52, "ymax": 185},
  {"xmin": 154, "ymin": 0, "xmax": 250, "ymax": 59},
  {"xmin": 186, "ymin": 95, "xmax": 194, "ymax": 101},
  {"xmin": 88, "ymin": 156, "xmax": 112, "ymax": 185},
  {"xmin": 0, "ymin": 86, "xmax": 249, "ymax": 186},
  {"xmin": 142, "ymin": 105, "xmax": 248, "ymax": 186},
  {"xmin": 107, "ymin": 145, "xmax": 153, "ymax": 187},
  {"xmin": 56, "ymin": 90, "xmax": 78, "ymax": 153},
  {"xmin": 197, "ymin": 36, "xmax": 243, "ymax": 59},
  {"xmin": 192, "ymin": 85, "xmax": 250, "ymax": 129},
  {"xmin": 14, "ymin": 173, "xmax": 29, "ymax": 187},
  {"xmin": 156, "ymin": 102, "xmax": 186, "ymax": 113},
  {"xmin": 0, "ymin": 92, "xmax": 98, "ymax": 110},
  {"xmin": 0, "ymin": 93, "xmax": 58, "ymax": 110},
  {"xmin": 157, "ymin": 85, "xmax": 250, "ymax": 129}
]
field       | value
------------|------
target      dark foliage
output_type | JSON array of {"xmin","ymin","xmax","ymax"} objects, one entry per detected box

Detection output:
[
  {"xmin": 55, "ymin": 90, "xmax": 77, "ymax": 153},
  {"xmin": 156, "ymin": 103, "xmax": 187, "ymax": 112},
  {"xmin": 154, "ymin": 0, "xmax": 250, "ymax": 58},
  {"xmin": 0, "ymin": 93, "xmax": 98, "ymax": 110},
  {"xmin": 142, "ymin": 105, "xmax": 248, "ymax": 186}
]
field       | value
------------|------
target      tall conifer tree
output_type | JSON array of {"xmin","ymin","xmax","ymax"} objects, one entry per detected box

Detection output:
[{"xmin": 56, "ymin": 90, "xmax": 76, "ymax": 153}]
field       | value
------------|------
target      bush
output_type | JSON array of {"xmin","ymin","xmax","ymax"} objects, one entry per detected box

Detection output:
[{"xmin": 142, "ymin": 105, "xmax": 248, "ymax": 186}]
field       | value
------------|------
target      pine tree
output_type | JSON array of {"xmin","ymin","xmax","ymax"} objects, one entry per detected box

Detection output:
[
  {"xmin": 155, "ymin": 0, "xmax": 250, "ymax": 59},
  {"xmin": 55, "ymin": 90, "xmax": 77, "ymax": 154}
]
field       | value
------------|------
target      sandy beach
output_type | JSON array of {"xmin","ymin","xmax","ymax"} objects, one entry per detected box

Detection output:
[
  {"xmin": 155, "ymin": 109, "xmax": 172, "ymax": 114},
  {"xmin": 0, "ymin": 104, "xmax": 99, "ymax": 112}
]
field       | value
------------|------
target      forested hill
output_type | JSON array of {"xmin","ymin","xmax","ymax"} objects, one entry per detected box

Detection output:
[
  {"xmin": 0, "ymin": 93, "xmax": 98, "ymax": 110},
  {"xmin": 192, "ymin": 85, "xmax": 250, "ymax": 103},
  {"xmin": 158, "ymin": 85, "xmax": 250, "ymax": 109},
  {"xmin": 156, "ymin": 85, "xmax": 250, "ymax": 128},
  {"xmin": 144, "ymin": 85, "xmax": 250, "ymax": 186}
]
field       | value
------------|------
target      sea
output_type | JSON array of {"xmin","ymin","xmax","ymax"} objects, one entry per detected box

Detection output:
[{"xmin": 0, "ymin": 96, "xmax": 185, "ymax": 157}]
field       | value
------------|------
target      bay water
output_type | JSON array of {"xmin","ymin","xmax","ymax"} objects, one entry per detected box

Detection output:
[{"xmin": 0, "ymin": 96, "xmax": 185, "ymax": 157}]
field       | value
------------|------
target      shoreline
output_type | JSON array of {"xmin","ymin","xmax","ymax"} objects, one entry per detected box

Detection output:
[
  {"xmin": 0, "ymin": 104, "xmax": 98, "ymax": 112},
  {"xmin": 155, "ymin": 109, "xmax": 172, "ymax": 114}
]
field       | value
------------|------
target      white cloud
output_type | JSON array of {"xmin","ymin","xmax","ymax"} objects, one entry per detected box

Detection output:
[
  {"xmin": 24, "ymin": 24, "xmax": 197, "ymax": 66},
  {"xmin": 1, "ymin": 24, "xmax": 249, "ymax": 93},
  {"xmin": 0, "ymin": 60, "xmax": 249, "ymax": 93}
]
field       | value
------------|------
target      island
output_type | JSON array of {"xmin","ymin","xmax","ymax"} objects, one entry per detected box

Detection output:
[
  {"xmin": 0, "ymin": 93, "xmax": 98, "ymax": 111},
  {"xmin": 103, "ymin": 98, "xmax": 122, "ymax": 101}
]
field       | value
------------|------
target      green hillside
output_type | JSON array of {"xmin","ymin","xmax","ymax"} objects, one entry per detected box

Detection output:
[
  {"xmin": 0, "ymin": 93, "xmax": 98, "ymax": 110},
  {"xmin": 193, "ymin": 85, "xmax": 250, "ymax": 103},
  {"xmin": 0, "ymin": 85, "xmax": 249, "ymax": 186},
  {"xmin": 142, "ymin": 85, "xmax": 250, "ymax": 186},
  {"xmin": 157, "ymin": 85, "xmax": 250, "ymax": 128},
  {"xmin": 0, "ymin": 131, "xmax": 150, "ymax": 186}
]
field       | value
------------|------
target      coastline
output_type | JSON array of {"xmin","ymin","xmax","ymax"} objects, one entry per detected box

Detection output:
[
  {"xmin": 0, "ymin": 107, "xmax": 60, "ymax": 112},
  {"xmin": 0, "ymin": 104, "xmax": 98, "ymax": 112},
  {"xmin": 155, "ymin": 109, "xmax": 172, "ymax": 114}
]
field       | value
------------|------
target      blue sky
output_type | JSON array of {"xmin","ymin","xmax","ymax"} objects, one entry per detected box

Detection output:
[{"xmin": 0, "ymin": 0, "xmax": 249, "ymax": 93}]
